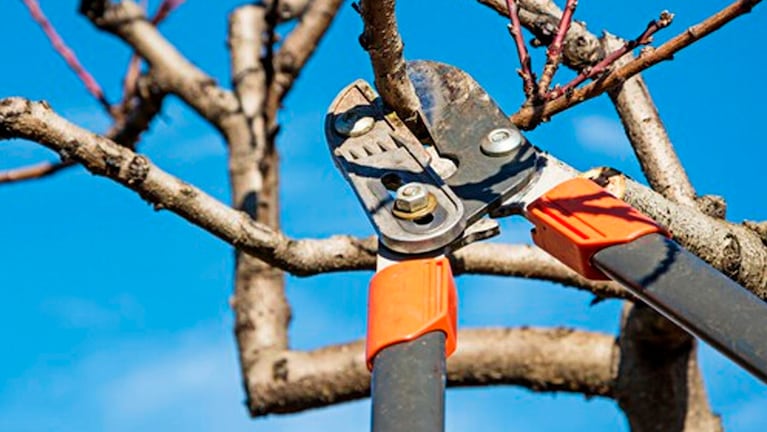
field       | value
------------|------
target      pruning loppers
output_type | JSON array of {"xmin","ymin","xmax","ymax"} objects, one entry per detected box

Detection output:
[{"xmin": 325, "ymin": 61, "xmax": 767, "ymax": 432}]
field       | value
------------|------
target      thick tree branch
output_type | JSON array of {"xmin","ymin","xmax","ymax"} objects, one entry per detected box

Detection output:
[
  {"xmin": 358, "ymin": 0, "xmax": 428, "ymax": 138},
  {"xmin": 3, "ymin": 98, "xmax": 765, "ymax": 298},
  {"xmin": 600, "ymin": 34, "xmax": 719, "ymax": 432},
  {"xmin": 509, "ymin": 0, "xmax": 763, "ymax": 129},
  {"xmin": 227, "ymin": 4, "xmax": 290, "ymax": 412},
  {"xmin": 614, "ymin": 303, "xmax": 722, "ymax": 432},
  {"xmin": 1, "ymin": 74, "xmax": 164, "ymax": 185},
  {"xmin": 266, "ymin": 0, "xmax": 344, "ymax": 124},
  {"xmin": 602, "ymin": 34, "xmax": 697, "ymax": 207},
  {"xmin": 80, "ymin": 0, "xmax": 239, "ymax": 130},
  {"xmin": 246, "ymin": 327, "xmax": 618, "ymax": 415}
]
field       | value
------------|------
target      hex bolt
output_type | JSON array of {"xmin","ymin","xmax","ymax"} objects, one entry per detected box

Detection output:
[
  {"xmin": 334, "ymin": 109, "xmax": 375, "ymax": 137},
  {"xmin": 392, "ymin": 182, "xmax": 437, "ymax": 219},
  {"xmin": 481, "ymin": 128, "xmax": 522, "ymax": 157}
]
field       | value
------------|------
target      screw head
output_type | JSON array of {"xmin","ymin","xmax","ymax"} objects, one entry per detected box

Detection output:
[
  {"xmin": 393, "ymin": 182, "xmax": 436, "ymax": 217},
  {"xmin": 334, "ymin": 109, "xmax": 375, "ymax": 137},
  {"xmin": 481, "ymin": 128, "xmax": 522, "ymax": 157}
]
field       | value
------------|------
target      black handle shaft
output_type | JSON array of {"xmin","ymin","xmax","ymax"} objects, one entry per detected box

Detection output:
[
  {"xmin": 371, "ymin": 331, "xmax": 446, "ymax": 432},
  {"xmin": 592, "ymin": 233, "xmax": 767, "ymax": 382}
]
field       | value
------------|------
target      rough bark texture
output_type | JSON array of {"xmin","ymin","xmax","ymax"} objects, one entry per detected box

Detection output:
[
  {"xmin": 227, "ymin": 4, "xmax": 290, "ymax": 413},
  {"xmin": 5, "ymin": 0, "xmax": 764, "ymax": 427},
  {"xmin": 82, "ymin": 1, "xmax": 239, "ymax": 128},
  {"xmin": 614, "ymin": 304, "xmax": 722, "ymax": 432},
  {"xmin": 3, "ymin": 97, "xmax": 765, "ymax": 300},
  {"xmin": 359, "ymin": 0, "xmax": 429, "ymax": 137},
  {"xmin": 246, "ymin": 328, "xmax": 618, "ymax": 415},
  {"xmin": 479, "ymin": 0, "xmax": 605, "ymax": 69},
  {"xmin": 603, "ymin": 33, "xmax": 697, "ymax": 208}
]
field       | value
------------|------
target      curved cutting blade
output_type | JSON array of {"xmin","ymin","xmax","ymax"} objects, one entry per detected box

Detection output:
[{"xmin": 407, "ymin": 60, "xmax": 539, "ymax": 220}]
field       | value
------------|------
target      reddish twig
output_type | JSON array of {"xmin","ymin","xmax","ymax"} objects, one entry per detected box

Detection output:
[
  {"xmin": 537, "ymin": 0, "xmax": 578, "ymax": 99},
  {"xmin": 511, "ymin": 0, "xmax": 761, "ymax": 129},
  {"xmin": 548, "ymin": 10, "xmax": 675, "ymax": 100},
  {"xmin": 22, "ymin": 0, "xmax": 111, "ymax": 113},
  {"xmin": 152, "ymin": 0, "xmax": 187, "ymax": 24},
  {"xmin": 505, "ymin": 0, "xmax": 537, "ymax": 99},
  {"xmin": 0, "ymin": 160, "xmax": 74, "ymax": 184}
]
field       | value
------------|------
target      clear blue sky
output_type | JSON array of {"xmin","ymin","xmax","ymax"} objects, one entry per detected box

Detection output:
[{"xmin": 1, "ymin": 1, "xmax": 765, "ymax": 431}]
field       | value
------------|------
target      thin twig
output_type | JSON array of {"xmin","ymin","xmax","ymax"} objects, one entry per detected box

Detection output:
[
  {"xmin": 537, "ymin": 0, "xmax": 578, "ymax": 99},
  {"xmin": 0, "ymin": 160, "xmax": 73, "ymax": 184},
  {"xmin": 549, "ymin": 10, "xmax": 674, "ymax": 100},
  {"xmin": 22, "ymin": 0, "xmax": 111, "ymax": 113},
  {"xmin": 511, "ymin": 0, "xmax": 762, "ymax": 129},
  {"xmin": 506, "ymin": 0, "xmax": 537, "ymax": 98}
]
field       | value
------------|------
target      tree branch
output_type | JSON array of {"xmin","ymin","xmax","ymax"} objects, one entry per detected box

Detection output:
[
  {"xmin": 358, "ymin": 0, "xmax": 428, "ymax": 138},
  {"xmin": 227, "ymin": 4, "xmax": 290, "ymax": 412},
  {"xmin": 505, "ymin": 0, "xmax": 538, "ymax": 99},
  {"xmin": 536, "ymin": 0, "xmax": 577, "ymax": 99},
  {"xmin": 602, "ymin": 33, "xmax": 697, "ymax": 207},
  {"xmin": 548, "ymin": 11, "xmax": 675, "ymax": 101},
  {"xmin": 1, "ymin": 74, "xmax": 164, "ymax": 186},
  {"xmin": 479, "ymin": 0, "xmax": 604, "ymax": 69},
  {"xmin": 614, "ymin": 303, "xmax": 722, "ymax": 432},
  {"xmin": 80, "ymin": 0, "xmax": 239, "ymax": 130},
  {"xmin": 266, "ymin": 0, "xmax": 344, "ymax": 126},
  {"xmin": 23, "ymin": 0, "xmax": 111, "ymax": 112},
  {"xmin": 245, "ymin": 327, "xmax": 618, "ymax": 415},
  {"xmin": 3, "ymin": 98, "xmax": 764, "ymax": 298},
  {"xmin": 510, "ymin": 0, "xmax": 763, "ymax": 129}
]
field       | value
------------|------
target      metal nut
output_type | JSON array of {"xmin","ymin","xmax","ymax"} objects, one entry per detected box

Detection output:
[
  {"xmin": 334, "ymin": 109, "xmax": 375, "ymax": 137},
  {"xmin": 481, "ymin": 127, "xmax": 522, "ymax": 157},
  {"xmin": 392, "ymin": 182, "xmax": 437, "ymax": 219}
]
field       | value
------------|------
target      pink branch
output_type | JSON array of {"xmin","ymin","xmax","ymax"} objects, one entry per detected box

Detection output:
[
  {"xmin": 538, "ymin": 0, "xmax": 578, "ymax": 98},
  {"xmin": 505, "ymin": 0, "xmax": 537, "ymax": 99},
  {"xmin": 549, "ymin": 11, "xmax": 675, "ymax": 100},
  {"xmin": 22, "ymin": 0, "xmax": 111, "ymax": 113}
]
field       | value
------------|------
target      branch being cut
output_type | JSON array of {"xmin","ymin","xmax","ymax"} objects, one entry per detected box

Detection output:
[
  {"xmin": 358, "ymin": 0, "xmax": 428, "ymax": 138},
  {"xmin": 3, "ymin": 98, "xmax": 765, "ymax": 297},
  {"xmin": 245, "ymin": 327, "xmax": 618, "ymax": 415},
  {"xmin": 510, "ymin": 0, "xmax": 763, "ymax": 129}
]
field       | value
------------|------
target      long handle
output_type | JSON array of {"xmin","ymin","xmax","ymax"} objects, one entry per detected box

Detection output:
[
  {"xmin": 371, "ymin": 331, "xmax": 447, "ymax": 432},
  {"xmin": 592, "ymin": 233, "xmax": 767, "ymax": 382}
]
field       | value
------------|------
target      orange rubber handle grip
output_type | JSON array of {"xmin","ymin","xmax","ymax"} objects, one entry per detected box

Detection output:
[
  {"xmin": 366, "ymin": 257, "xmax": 457, "ymax": 370},
  {"xmin": 527, "ymin": 178, "xmax": 666, "ymax": 280}
]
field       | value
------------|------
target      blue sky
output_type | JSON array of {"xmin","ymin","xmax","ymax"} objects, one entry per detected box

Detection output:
[{"xmin": 1, "ymin": 1, "xmax": 765, "ymax": 431}]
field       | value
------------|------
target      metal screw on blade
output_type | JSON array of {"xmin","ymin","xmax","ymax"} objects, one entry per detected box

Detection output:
[
  {"xmin": 393, "ymin": 182, "xmax": 437, "ymax": 219},
  {"xmin": 481, "ymin": 128, "xmax": 522, "ymax": 157},
  {"xmin": 334, "ymin": 109, "xmax": 375, "ymax": 137}
]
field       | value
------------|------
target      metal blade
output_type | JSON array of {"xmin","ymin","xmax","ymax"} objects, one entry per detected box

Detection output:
[{"xmin": 407, "ymin": 60, "xmax": 539, "ymax": 221}]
